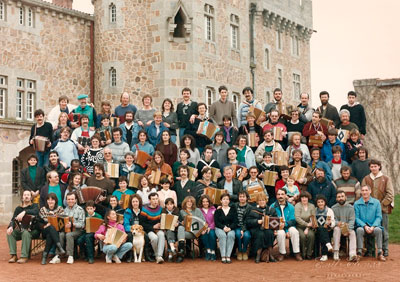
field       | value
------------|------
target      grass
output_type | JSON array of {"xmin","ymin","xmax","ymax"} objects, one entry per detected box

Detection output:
[{"xmin": 389, "ymin": 194, "xmax": 400, "ymax": 244}]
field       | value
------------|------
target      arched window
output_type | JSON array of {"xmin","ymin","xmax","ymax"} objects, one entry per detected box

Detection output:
[
  {"xmin": 264, "ymin": 48, "xmax": 270, "ymax": 70},
  {"xmin": 109, "ymin": 3, "xmax": 116, "ymax": 23},
  {"xmin": 205, "ymin": 87, "xmax": 216, "ymax": 109},
  {"xmin": 232, "ymin": 92, "xmax": 240, "ymax": 111},
  {"xmin": 173, "ymin": 9, "xmax": 185, "ymax": 38},
  {"xmin": 109, "ymin": 67, "xmax": 117, "ymax": 87},
  {"xmin": 12, "ymin": 157, "xmax": 22, "ymax": 194}
]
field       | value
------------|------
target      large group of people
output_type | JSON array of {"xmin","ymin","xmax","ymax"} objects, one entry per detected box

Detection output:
[{"xmin": 7, "ymin": 87, "xmax": 394, "ymax": 266}]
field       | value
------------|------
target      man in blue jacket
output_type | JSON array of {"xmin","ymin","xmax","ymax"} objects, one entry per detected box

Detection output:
[
  {"xmin": 354, "ymin": 185, "xmax": 386, "ymax": 262},
  {"xmin": 271, "ymin": 188, "xmax": 302, "ymax": 261}
]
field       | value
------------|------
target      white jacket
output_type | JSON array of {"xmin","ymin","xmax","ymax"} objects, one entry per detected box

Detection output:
[
  {"xmin": 47, "ymin": 104, "xmax": 77, "ymax": 128},
  {"xmin": 254, "ymin": 141, "xmax": 283, "ymax": 163}
]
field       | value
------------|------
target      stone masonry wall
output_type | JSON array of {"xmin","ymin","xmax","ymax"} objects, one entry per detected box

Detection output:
[{"xmin": 354, "ymin": 78, "xmax": 400, "ymax": 194}]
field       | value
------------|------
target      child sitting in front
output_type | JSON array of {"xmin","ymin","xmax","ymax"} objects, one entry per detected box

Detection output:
[{"xmin": 161, "ymin": 198, "xmax": 180, "ymax": 262}]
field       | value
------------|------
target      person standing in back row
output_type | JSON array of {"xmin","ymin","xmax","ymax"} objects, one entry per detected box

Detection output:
[
  {"xmin": 176, "ymin": 87, "xmax": 198, "ymax": 139},
  {"xmin": 209, "ymin": 86, "xmax": 238, "ymax": 128},
  {"xmin": 316, "ymin": 91, "xmax": 340, "ymax": 128},
  {"xmin": 340, "ymin": 91, "xmax": 366, "ymax": 138}
]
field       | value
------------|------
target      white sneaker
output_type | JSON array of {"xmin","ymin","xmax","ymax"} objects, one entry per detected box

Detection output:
[
  {"xmin": 333, "ymin": 251, "xmax": 339, "ymax": 261},
  {"xmin": 105, "ymin": 256, "xmax": 112, "ymax": 263},
  {"xmin": 156, "ymin": 256, "xmax": 164, "ymax": 264},
  {"xmin": 326, "ymin": 243, "xmax": 333, "ymax": 252},
  {"xmin": 320, "ymin": 255, "xmax": 328, "ymax": 262},
  {"xmin": 112, "ymin": 255, "xmax": 121, "ymax": 264},
  {"xmin": 66, "ymin": 256, "xmax": 74, "ymax": 264},
  {"xmin": 49, "ymin": 255, "xmax": 60, "ymax": 264}
]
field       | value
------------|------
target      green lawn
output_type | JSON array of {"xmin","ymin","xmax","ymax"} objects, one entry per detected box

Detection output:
[{"xmin": 389, "ymin": 194, "xmax": 400, "ymax": 244}]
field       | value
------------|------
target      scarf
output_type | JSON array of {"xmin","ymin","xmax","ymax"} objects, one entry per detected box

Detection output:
[
  {"xmin": 331, "ymin": 158, "xmax": 342, "ymax": 164},
  {"xmin": 223, "ymin": 126, "xmax": 232, "ymax": 143}
]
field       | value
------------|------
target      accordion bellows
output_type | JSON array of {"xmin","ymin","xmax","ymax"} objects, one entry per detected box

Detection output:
[{"xmin": 76, "ymin": 186, "xmax": 105, "ymax": 204}]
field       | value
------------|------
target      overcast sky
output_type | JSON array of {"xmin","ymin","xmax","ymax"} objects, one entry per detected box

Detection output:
[{"xmin": 65, "ymin": 0, "xmax": 400, "ymax": 108}]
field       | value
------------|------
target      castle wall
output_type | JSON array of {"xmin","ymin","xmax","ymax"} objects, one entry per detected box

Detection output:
[{"xmin": 0, "ymin": 0, "xmax": 92, "ymax": 223}]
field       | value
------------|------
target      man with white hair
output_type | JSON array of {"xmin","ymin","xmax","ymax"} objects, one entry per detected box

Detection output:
[
  {"xmin": 340, "ymin": 91, "xmax": 366, "ymax": 137},
  {"xmin": 338, "ymin": 109, "xmax": 359, "ymax": 131}
]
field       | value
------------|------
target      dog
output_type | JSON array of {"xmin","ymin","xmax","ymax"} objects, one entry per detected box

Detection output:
[{"xmin": 131, "ymin": 224, "xmax": 145, "ymax": 263}]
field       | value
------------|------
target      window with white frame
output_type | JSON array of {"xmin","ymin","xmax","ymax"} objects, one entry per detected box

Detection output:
[
  {"xmin": 230, "ymin": 14, "xmax": 239, "ymax": 50},
  {"xmin": 0, "ymin": 75, "xmax": 6, "ymax": 118},
  {"xmin": 16, "ymin": 78, "xmax": 36, "ymax": 120},
  {"xmin": 232, "ymin": 92, "xmax": 240, "ymax": 111},
  {"xmin": 291, "ymin": 36, "xmax": 299, "ymax": 56},
  {"xmin": 109, "ymin": 3, "xmax": 116, "ymax": 23},
  {"xmin": 19, "ymin": 7, "xmax": 24, "ymax": 25},
  {"xmin": 277, "ymin": 68, "xmax": 283, "ymax": 89},
  {"xmin": 0, "ymin": 1, "xmax": 6, "ymax": 21},
  {"xmin": 27, "ymin": 7, "xmax": 34, "ymax": 27},
  {"xmin": 205, "ymin": 87, "xmax": 216, "ymax": 110},
  {"xmin": 293, "ymin": 73, "xmax": 301, "ymax": 99},
  {"xmin": 204, "ymin": 4, "xmax": 214, "ymax": 41},
  {"xmin": 264, "ymin": 48, "xmax": 270, "ymax": 70},
  {"xmin": 276, "ymin": 30, "xmax": 282, "ymax": 51},
  {"xmin": 110, "ymin": 67, "xmax": 117, "ymax": 87}
]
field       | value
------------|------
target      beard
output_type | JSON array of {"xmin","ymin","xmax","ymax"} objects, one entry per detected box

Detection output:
[
  {"xmin": 321, "ymin": 100, "xmax": 328, "ymax": 105},
  {"xmin": 317, "ymin": 176, "xmax": 325, "ymax": 183},
  {"xmin": 338, "ymin": 200, "xmax": 346, "ymax": 205}
]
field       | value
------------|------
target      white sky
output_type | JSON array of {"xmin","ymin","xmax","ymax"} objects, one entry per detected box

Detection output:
[{"xmin": 55, "ymin": 0, "xmax": 400, "ymax": 108}]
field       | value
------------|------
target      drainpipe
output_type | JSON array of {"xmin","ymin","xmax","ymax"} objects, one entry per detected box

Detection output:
[
  {"xmin": 249, "ymin": 3, "xmax": 256, "ymax": 92},
  {"xmin": 90, "ymin": 21, "xmax": 95, "ymax": 104}
]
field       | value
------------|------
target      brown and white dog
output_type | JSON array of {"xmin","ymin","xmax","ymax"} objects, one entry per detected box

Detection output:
[{"xmin": 130, "ymin": 224, "xmax": 145, "ymax": 263}]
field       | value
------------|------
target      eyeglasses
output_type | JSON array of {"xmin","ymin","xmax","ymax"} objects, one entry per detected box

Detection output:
[{"xmin": 104, "ymin": 153, "xmax": 111, "ymax": 155}]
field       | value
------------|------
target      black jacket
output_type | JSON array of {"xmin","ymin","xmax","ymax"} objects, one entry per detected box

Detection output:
[
  {"xmin": 21, "ymin": 166, "xmax": 45, "ymax": 192},
  {"xmin": 9, "ymin": 203, "xmax": 39, "ymax": 229},
  {"xmin": 316, "ymin": 103, "xmax": 340, "ymax": 128},
  {"xmin": 214, "ymin": 207, "xmax": 238, "ymax": 230},
  {"xmin": 245, "ymin": 205, "xmax": 277, "ymax": 230},
  {"xmin": 173, "ymin": 180, "xmax": 198, "ymax": 207},
  {"xmin": 217, "ymin": 179, "xmax": 243, "ymax": 203},
  {"xmin": 39, "ymin": 183, "xmax": 67, "ymax": 208}
]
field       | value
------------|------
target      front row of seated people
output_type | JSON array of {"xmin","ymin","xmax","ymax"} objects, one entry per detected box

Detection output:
[{"xmin": 7, "ymin": 183, "xmax": 386, "ymax": 264}]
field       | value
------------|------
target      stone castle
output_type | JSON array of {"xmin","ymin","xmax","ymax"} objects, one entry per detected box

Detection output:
[{"xmin": 0, "ymin": 0, "xmax": 313, "ymax": 222}]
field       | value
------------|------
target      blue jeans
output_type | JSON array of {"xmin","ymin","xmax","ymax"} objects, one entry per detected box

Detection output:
[
  {"xmin": 215, "ymin": 228, "xmax": 235, "ymax": 257},
  {"xmin": 36, "ymin": 150, "xmax": 50, "ymax": 167},
  {"xmin": 170, "ymin": 135, "xmax": 177, "ymax": 144},
  {"xmin": 201, "ymin": 229, "xmax": 216, "ymax": 251},
  {"xmin": 179, "ymin": 128, "xmax": 186, "ymax": 141},
  {"xmin": 102, "ymin": 242, "xmax": 133, "ymax": 260},
  {"xmin": 235, "ymin": 228, "xmax": 251, "ymax": 252}
]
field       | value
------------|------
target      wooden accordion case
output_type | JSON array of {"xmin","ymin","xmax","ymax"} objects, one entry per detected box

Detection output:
[
  {"xmin": 232, "ymin": 164, "xmax": 247, "ymax": 181},
  {"xmin": 85, "ymin": 217, "xmax": 104, "ymax": 233},
  {"xmin": 247, "ymin": 185, "xmax": 265, "ymax": 203},
  {"xmin": 104, "ymin": 227, "xmax": 127, "ymax": 248},
  {"xmin": 262, "ymin": 216, "xmax": 284, "ymax": 230},
  {"xmin": 272, "ymin": 151, "xmax": 289, "ymax": 166},
  {"xmin": 135, "ymin": 150, "xmax": 152, "ymax": 169},
  {"xmin": 183, "ymin": 215, "xmax": 208, "ymax": 238},
  {"xmin": 128, "ymin": 172, "xmax": 141, "ymax": 188},
  {"xmin": 290, "ymin": 166, "xmax": 307, "ymax": 182},
  {"xmin": 203, "ymin": 187, "xmax": 227, "ymax": 205},
  {"xmin": 198, "ymin": 120, "xmax": 219, "ymax": 140},
  {"xmin": 308, "ymin": 135, "xmax": 323, "ymax": 148},
  {"xmin": 120, "ymin": 194, "xmax": 131, "ymax": 210},
  {"xmin": 107, "ymin": 163, "xmax": 120, "ymax": 178},
  {"xmin": 48, "ymin": 215, "xmax": 74, "ymax": 233},
  {"xmin": 263, "ymin": 171, "xmax": 278, "ymax": 186},
  {"xmin": 160, "ymin": 214, "xmax": 179, "ymax": 231},
  {"xmin": 14, "ymin": 214, "xmax": 35, "ymax": 231}
]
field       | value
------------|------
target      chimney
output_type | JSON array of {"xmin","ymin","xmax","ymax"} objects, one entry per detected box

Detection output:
[{"xmin": 52, "ymin": 0, "xmax": 73, "ymax": 9}]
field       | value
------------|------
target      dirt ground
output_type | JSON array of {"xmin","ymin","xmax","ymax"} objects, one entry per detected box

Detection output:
[{"xmin": 0, "ymin": 225, "xmax": 398, "ymax": 282}]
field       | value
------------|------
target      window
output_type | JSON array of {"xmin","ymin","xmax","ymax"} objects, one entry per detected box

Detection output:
[
  {"xmin": 19, "ymin": 7, "xmax": 24, "ymax": 25},
  {"xmin": 276, "ymin": 30, "xmax": 282, "ymax": 51},
  {"xmin": 110, "ymin": 67, "xmax": 117, "ymax": 87},
  {"xmin": 0, "ymin": 1, "xmax": 6, "ymax": 21},
  {"xmin": 0, "ymin": 75, "xmax": 6, "ymax": 118},
  {"xmin": 16, "ymin": 91, "xmax": 23, "ymax": 120},
  {"xmin": 232, "ymin": 92, "xmax": 240, "ymax": 111},
  {"xmin": 292, "ymin": 36, "xmax": 299, "ymax": 56},
  {"xmin": 205, "ymin": 87, "xmax": 216, "ymax": 109},
  {"xmin": 16, "ymin": 78, "xmax": 36, "ymax": 120},
  {"xmin": 293, "ymin": 73, "xmax": 301, "ymax": 100},
  {"xmin": 264, "ymin": 48, "xmax": 270, "ymax": 70},
  {"xmin": 230, "ymin": 14, "xmax": 239, "ymax": 50},
  {"xmin": 27, "ymin": 8, "xmax": 33, "ymax": 27},
  {"xmin": 109, "ymin": 3, "xmax": 116, "ymax": 23},
  {"xmin": 12, "ymin": 158, "xmax": 21, "ymax": 194},
  {"xmin": 204, "ymin": 4, "xmax": 214, "ymax": 41},
  {"xmin": 173, "ymin": 9, "xmax": 185, "ymax": 38},
  {"xmin": 277, "ymin": 68, "xmax": 283, "ymax": 89},
  {"xmin": 266, "ymin": 91, "xmax": 271, "ymax": 103}
]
